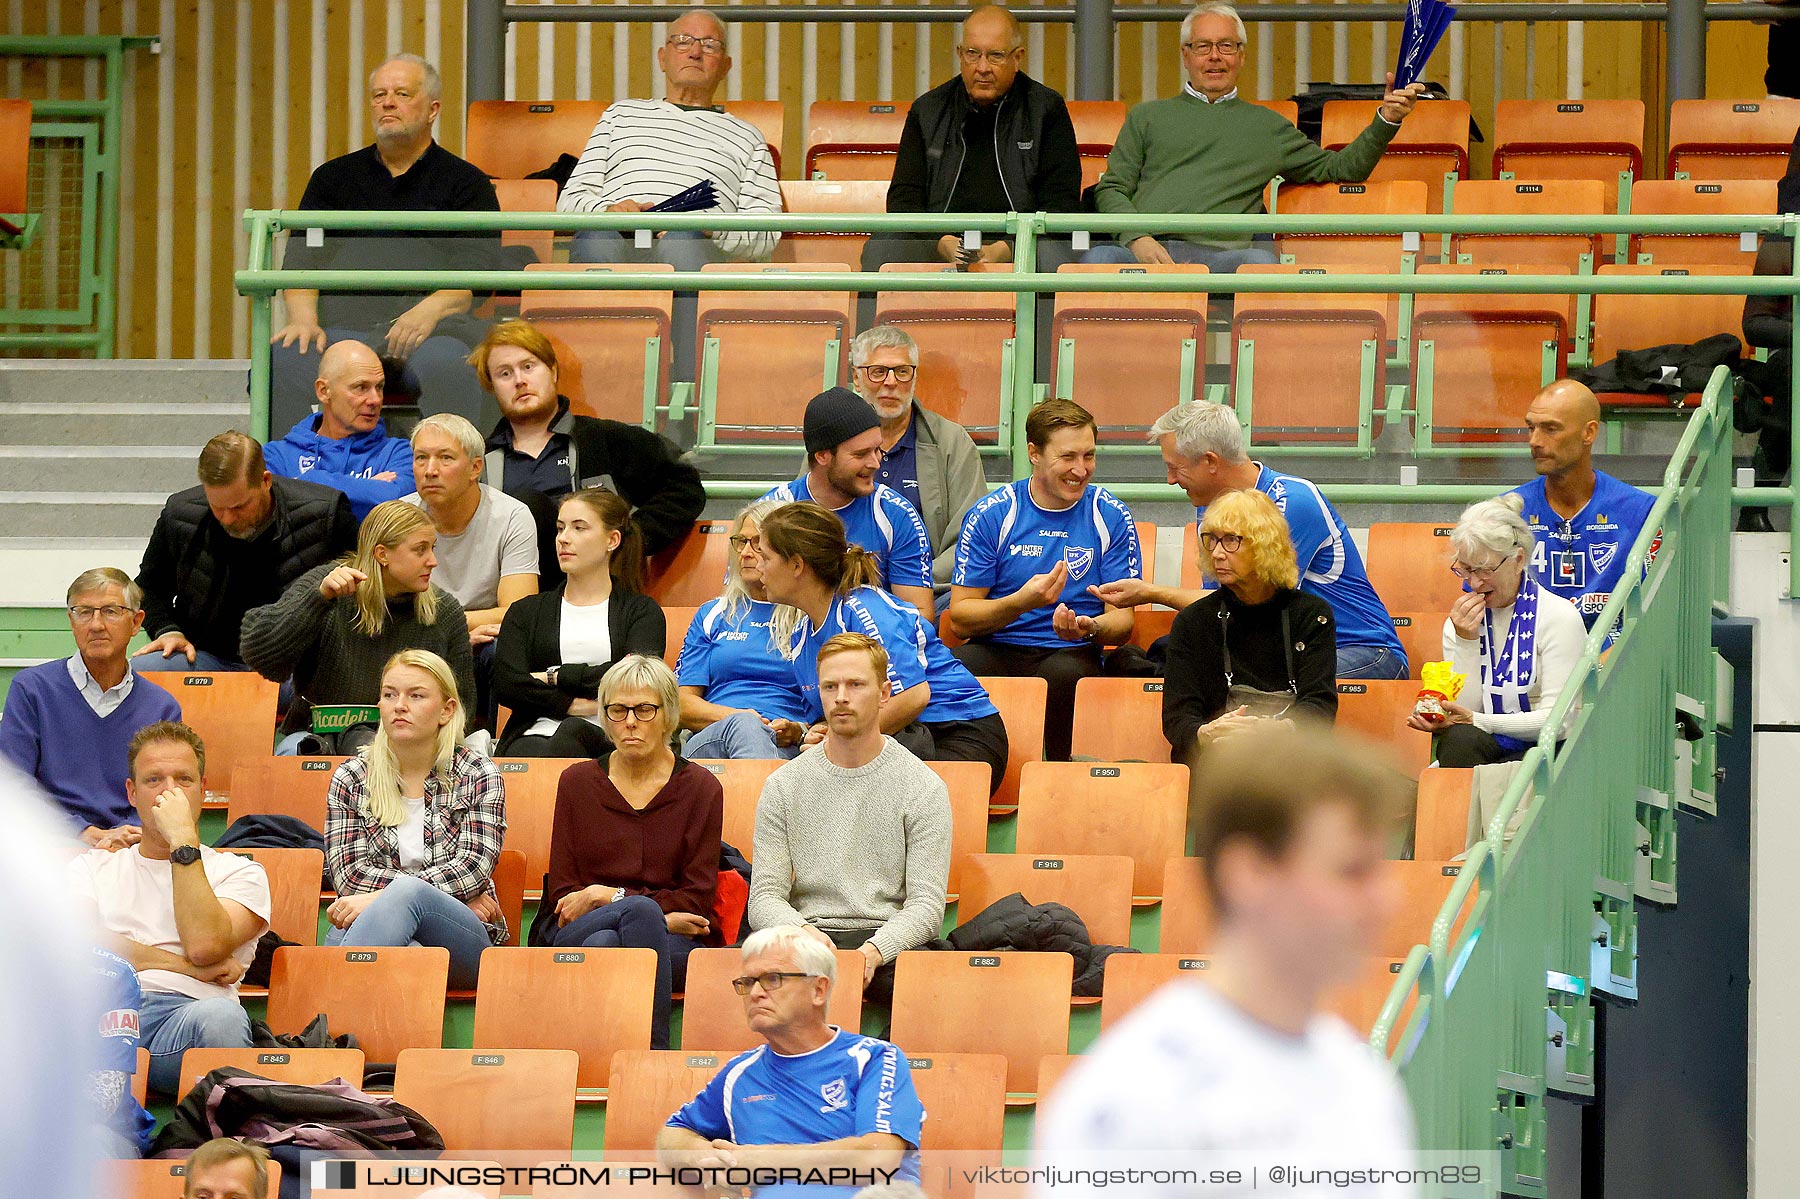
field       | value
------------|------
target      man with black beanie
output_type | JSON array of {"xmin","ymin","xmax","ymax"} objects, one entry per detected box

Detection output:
[{"xmin": 760, "ymin": 388, "xmax": 936, "ymax": 618}]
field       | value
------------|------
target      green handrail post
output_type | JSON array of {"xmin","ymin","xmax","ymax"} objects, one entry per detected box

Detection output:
[
  {"xmin": 245, "ymin": 212, "xmax": 272, "ymax": 440},
  {"xmin": 641, "ymin": 336, "xmax": 662, "ymax": 431}
]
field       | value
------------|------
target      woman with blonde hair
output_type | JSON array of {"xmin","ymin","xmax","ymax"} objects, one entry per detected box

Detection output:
[
  {"xmin": 322, "ymin": 650, "xmax": 507, "ymax": 990},
  {"xmin": 243, "ymin": 498, "xmax": 475, "ymax": 754},
  {"xmin": 1162, "ymin": 489, "xmax": 1338, "ymax": 761},
  {"xmin": 675, "ymin": 499, "xmax": 809, "ymax": 760},
  {"xmin": 540, "ymin": 654, "xmax": 722, "ymax": 1049}
]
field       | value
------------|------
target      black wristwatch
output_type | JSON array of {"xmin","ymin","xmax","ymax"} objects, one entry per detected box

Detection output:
[{"xmin": 169, "ymin": 844, "xmax": 202, "ymax": 867}]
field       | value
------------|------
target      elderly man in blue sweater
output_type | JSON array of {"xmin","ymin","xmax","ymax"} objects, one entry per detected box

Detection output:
[{"xmin": 0, "ymin": 568, "xmax": 182, "ymax": 848}]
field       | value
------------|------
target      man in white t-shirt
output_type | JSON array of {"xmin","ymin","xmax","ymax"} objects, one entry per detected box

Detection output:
[
  {"xmin": 1036, "ymin": 724, "xmax": 1418, "ymax": 1198},
  {"xmin": 67, "ymin": 721, "xmax": 270, "ymax": 1097}
]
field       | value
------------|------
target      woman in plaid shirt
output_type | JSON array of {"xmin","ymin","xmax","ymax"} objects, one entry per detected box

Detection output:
[{"xmin": 323, "ymin": 649, "xmax": 508, "ymax": 990}]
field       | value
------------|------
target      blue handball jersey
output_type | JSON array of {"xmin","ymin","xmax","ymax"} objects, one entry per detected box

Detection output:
[
  {"xmin": 1197, "ymin": 465, "xmax": 1404, "ymax": 663},
  {"xmin": 677, "ymin": 598, "xmax": 810, "ymax": 722},
  {"xmin": 90, "ymin": 947, "xmax": 156, "ymax": 1155},
  {"xmin": 1511, "ymin": 472, "xmax": 1658, "ymax": 634},
  {"xmin": 762, "ymin": 477, "xmax": 933, "ymax": 591},
  {"xmin": 953, "ymin": 480, "xmax": 1143, "ymax": 649},
  {"xmin": 788, "ymin": 587, "xmax": 998, "ymax": 724},
  {"xmin": 668, "ymin": 1030, "xmax": 926, "ymax": 1190}
]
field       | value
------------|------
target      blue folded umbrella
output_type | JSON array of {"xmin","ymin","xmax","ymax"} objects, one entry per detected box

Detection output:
[
  {"xmin": 1395, "ymin": 0, "xmax": 1456, "ymax": 87},
  {"xmin": 649, "ymin": 179, "xmax": 720, "ymax": 213}
]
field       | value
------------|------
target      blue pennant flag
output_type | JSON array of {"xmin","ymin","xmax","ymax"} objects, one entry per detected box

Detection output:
[
  {"xmin": 649, "ymin": 179, "xmax": 720, "ymax": 213},
  {"xmin": 1395, "ymin": 0, "xmax": 1457, "ymax": 87}
]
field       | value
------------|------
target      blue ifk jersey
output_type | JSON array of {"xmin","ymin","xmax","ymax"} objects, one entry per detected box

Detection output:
[
  {"xmin": 787, "ymin": 586, "xmax": 998, "ymax": 724},
  {"xmin": 1196, "ymin": 465, "xmax": 1404, "ymax": 663},
  {"xmin": 90, "ymin": 947, "xmax": 156, "ymax": 1155},
  {"xmin": 953, "ymin": 480, "xmax": 1143, "ymax": 649},
  {"xmin": 761, "ymin": 477, "xmax": 933, "ymax": 591},
  {"xmin": 1510, "ymin": 471, "xmax": 1658, "ymax": 639},
  {"xmin": 677, "ymin": 598, "xmax": 809, "ymax": 722}
]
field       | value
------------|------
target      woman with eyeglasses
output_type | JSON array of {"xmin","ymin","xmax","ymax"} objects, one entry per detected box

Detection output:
[
  {"xmin": 1405, "ymin": 494, "xmax": 1585, "ymax": 767},
  {"xmin": 493, "ymin": 488, "xmax": 666, "ymax": 757},
  {"xmin": 1162, "ymin": 490, "xmax": 1337, "ymax": 761},
  {"xmin": 675, "ymin": 500, "xmax": 811, "ymax": 761},
  {"xmin": 538, "ymin": 655, "xmax": 722, "ymax": 1049}
]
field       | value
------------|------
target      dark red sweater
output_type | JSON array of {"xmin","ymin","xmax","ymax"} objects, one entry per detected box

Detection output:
[{"xmin": 543, "ymin": 756, "xmax": 723, "ymax": 940}]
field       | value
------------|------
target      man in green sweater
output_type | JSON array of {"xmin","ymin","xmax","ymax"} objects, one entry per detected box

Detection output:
[{"xmin": 1085, "ymin": 2, "xmax": 1430, "ymax": 271}]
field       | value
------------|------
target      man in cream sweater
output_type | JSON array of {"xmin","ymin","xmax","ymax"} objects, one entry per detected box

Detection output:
[{"xmin": 748, "ymin": 632, "xmax": 952, "ymax": 1005}]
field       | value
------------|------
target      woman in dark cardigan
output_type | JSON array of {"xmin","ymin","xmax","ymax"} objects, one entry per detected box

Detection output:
[
  {"xmin": 1162, "ymin": 488, "xmax": 1338, "ymax": 765},
  {"xmin": 494, "ymin": 487, "xmax": 666, "ymax": 757}
]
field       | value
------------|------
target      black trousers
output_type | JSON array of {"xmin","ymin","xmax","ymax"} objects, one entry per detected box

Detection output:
[
  {"xmin": 891, "ymin": 711, "xmax": 1011, "ymax": 797},
  {"xmin": 951, "ymin": 640, "xmax": 1104, "ymax": 761},
  {"xmin": 503, "ymin": 717, "xmax": 614, "ymax": 759},
  {"xmin": 1435, "ymin": 723, "xmax": 1527, "ymax": 769},
  {"xmin": 1770, "ymin": 18, "xmax": 1800, "ymax": 98},
  {"xmin": 825, "ymin": 927, "xmax": 898, "ymax": 1009}
]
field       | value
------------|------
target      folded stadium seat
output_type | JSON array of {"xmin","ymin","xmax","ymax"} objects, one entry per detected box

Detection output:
[
  {"xmin": 493, "ymin": 178, "xmax": 558, "ymax": 277},
  {"xmin": 266, "ymin": 945, "xmax": 449, "ymax": 1065},
  {"xmin": 1491, "ymin": 99, "xmax": 1646, "ymax": 213},
  {"xmin": 1230, "ymin": 263, "xmax": 1392, "ymax": 448},
  {"xmin": 875, "ymin": 262, "xmax": 1017, "ymax": 444},
  {"xmin": 1068, "ymin": 676, "xmax": 1172, "ymax": 763},
  {"xmin": 689, "ymin": 758, "xmax": 783, "ymax": 864},
  {"xmin": 804, "ymin": 100, "xmax": 911, "ymax": 181},
  {"xmin": 0, "ymin": 99, "xmax": 27, "ymax": 217},
  {"xmin": 1410, "ymin": 262, "xmax": 1575, "ymax": 444},
  {"xmin": 908, "ymin": 1053, "xmax": 1011, "ymax": 1184},
  {"xmin": 227, "ymin": 756, "xmax": 346, "ymax": 832},
  {"xmin": 697, "ymin": 261, "xmax": 855, "ymax": 443},
  {"xmin": 395, "ymin": 1048, "xmax": 579, "ymax": 1152},
  {"xmin": 1179, "ymin": 522, "xmax": 1209, "ymax": 592},
  {"xmin": 662, "ymin": 606, "xmax": 700, "ymax": 670},
  {"xmin": 520, "ymin": 262, "xmax": 674, "ymax": 426},
  {"xmin": 493, "ymin": 849, "xmax": 527, "ymax": 945},
  {"xmin": 973, "ymin": 675, "xmax": 1047, "ymax": 813},
  {"xmin": 772, "ymin": 179, "xmax": 889, "ymax": 266},
  {"xmin": 1323, "ymin": 958, "xmax": 1417, "ymax": 1036},
  {"xmin": 1099, "ymin": 952, "xmax": 1214, "ymax": 1030},
  {"xmin": 1015, "ymin": 761, "xmax": 1188, "ymax": 902},
  {"xmin": 890, "ymin": 950, "xmax": 1074, "ymax": 1096},
  {"xmin": 929, "ymin": 759, "xmax": 995, "ymax": 899},
  {"xmin": 1036, "ymin": 1053, "xmax": 1082, "ymax": 1103},
  {"xmin": 1627, "ymin": 179, "xmax": 1778, "ymax": 268},
  {"xmin": 1049, "ymin": 264, "xmax": 1210, "ymax": 438},
  {"xmin": 953, "ymin": 853, "xmax": 1135, "ymax": 948},
  {"xmin": 603, "ymin": 1050, "xmax": 732, "ymax": 1157},
  {"xmin": 677, "ymin": 948, "xmax": 865, "ymax": 1054},
  {"xmin": 493, "ymin": 756, "xmax": 586, "ymax": 899},
  {"xmin": 1132, "ymin": 607, "xmax": 1178, "ymax": 649},
  {"xmin": 1381, "ymin": 859, "xmax": 1473, "ymax": 957},
  {"xmin": 176, "ymin": 1047, "xmax": 366, "ymax": 1095},
  {"xmin": 1364, "ymin": 521, "xmax": 1463, "ymax": 611},
  {"xmin": 141, "ymin": 673, "xmax": 279, "ymax": 803},
  {"xmin": 1415, "ymin": 767, "xmax": 1477, "ymax": 861},
  {"xmin": 1666, "ymin": 98, "xmax": 1800, "ymax": 181},
  {"xmin": 722, "ymin": 99, "xmax": 786, "ymax": 177},
  {"xmin": 1449, "ymin": 179, "xmax": 1606, "ymax": 271},
  {"xmin": 1249, "ymin": 98, "xmax": 1300, "ymax": 124},
  {"xmin": 215, "ymin": 847, "xmax": 322, "ymax": 947},
  {"xmin": 645, "ymin": 519, "xmax": 735, "ymax": 607},
  {"xmin": 1588, "ymin": 262, "xmax": 1756, "ymax": 411},
  {"xmin": 1334, "ymin": 680, "xmax": 1433, "ymax": 778},
  {"xmin": 471, "ymin": 947, "xmax": 656, "ymax": 1090},
  {"xmin": 465, "ymin": 100, "xmax": 606, "ymax": 180},
  {"xmin": 1067, "ymin": 99, "xmax": 1127, "ymax": 190},
  {"xmin": 112, "ymin": 1160, "xmax": 283, "ymax": 1199},
  {"xmin": 1157, "ymin": 856, "xmax": 1214, "ymax": 952},
  {"xmin": 1321, "ymin": 99, "xmax": 1471, "ymax": 213},
  {"xmin": 133, "ymin": 1047, "xmax": 149, "ymax": 1105},
  {"xmin": 1388, "ymin": 610, "xmax": 1450, "ymax": 680},
  {"xmin": 1272, "ymin": 180, "xmax": 1430, "ymax": 270}
]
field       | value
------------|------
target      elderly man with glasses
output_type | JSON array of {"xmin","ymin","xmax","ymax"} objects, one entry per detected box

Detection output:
[
  {"xmin": 1085, "ymin": 2, "xmax": 1429, "ymax": 272},
  {"xmin": 0, "ymin": 568, "xmax": 183, "ymax": 848}
]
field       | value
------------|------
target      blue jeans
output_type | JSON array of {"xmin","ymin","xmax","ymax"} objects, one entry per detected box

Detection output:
[
  {"xmin": 552, "ymin": 894, "xmax": 700, "ymax": 1049},
  {"xmin": 682, "ymin": 710, "xmax": 802, "ymax": 762},
  {"xmin": 569, "ymin": 230, "xmax": 727, "ymax": 379},
  {"xmin": 1081, "ymin": 239, "xmax": 1278, "ymax": 272},
  {"xmin": 270, "ymin": 326, "xmax": 487, "ymax": 433},
  {"xmin": 325, "ymin": 874, "xmax": 493, "ymax": 991},
  {"xmin": 1336, "ymin": 644, "xmax": 1409, "ymax": 680},
  {"xmin": 138, "ymin": 990, "xmax": 252, "ymax": 1097}
]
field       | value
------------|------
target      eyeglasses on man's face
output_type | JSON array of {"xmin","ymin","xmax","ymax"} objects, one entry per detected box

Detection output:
[
  {"xmin": 603, "ymin": 702, "xmax": 663, "ymax": 723},
  {"xmin": 1200, "ymin": 531, "xmax": 1244, "ymax": 553},
  {"xmin": 855, "ymin": 363, "xmax": 916, "ymax": 383},
  {"xmin": 958, "ymin": 46, "xmax": 1020, "ymax": 67},
  {"xmin": 1182, "ymin": 39, "xmax": 1244, "ymax": 56},
  {"xmin": 668, "ymin": 33, "xmax": 726, "ymax": 55},
  {"xmin": 68, "ymin": 604, "xmax": 134, "ymax": 624},
  {"xmin": 730, "ymin": 971, "xmax": 815, "ymax": 995}
]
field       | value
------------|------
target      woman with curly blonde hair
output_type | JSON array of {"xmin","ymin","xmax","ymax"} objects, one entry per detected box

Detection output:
[{"xmin": 1162, "ymin": 489, "xmax": 1338, "ymax": 762}]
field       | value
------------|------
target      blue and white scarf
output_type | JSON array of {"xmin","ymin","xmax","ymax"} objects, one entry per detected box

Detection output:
[{"xmin": 1480, "ymin": 573, "xmax": 1541, "ymax": 754}]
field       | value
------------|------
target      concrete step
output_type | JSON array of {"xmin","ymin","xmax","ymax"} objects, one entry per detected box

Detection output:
[
  {"xmin": 0, "ymin": 493, "xmax": 166, "ymax": 540},
  {"xmin": 0, "ymin": 446, "xmax": 199, "ymax": 493},
  {"xmin": 0, "ymin": 359, "xmax": 248, "ymax": 408},
  {"xmin": 0, "ymin": 400, "xmax": 250, "ymax": 446}
]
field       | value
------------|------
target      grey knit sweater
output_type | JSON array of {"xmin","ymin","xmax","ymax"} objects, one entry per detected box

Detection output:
[
  {"xmin": 747, "ymin": 736, "xmax": 951, "ymax": 962},
  {"xmin": 240, "ymin": 562, "xmax": 476, "ymax": 734}
]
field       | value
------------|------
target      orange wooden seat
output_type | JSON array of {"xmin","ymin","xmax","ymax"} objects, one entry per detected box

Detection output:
[
  {"xmin": 133, "ymin": 1046, "xmax": 149, "ymax": 1105},
  {"xmin": 1590, "ymin": 263, "xmax": 1756, "ymax": 409},
  {"xmin": 1051, "ymin": 264, "xmax": 1210, "ymax": 435},
  {"xmin": 1015, "ymin": 762, "xmax": 1188, "ymax": 899},
  {"xmin": 1492, "ymin": 99, "xmax": 1645, "ymax": 212},
  {"xmin": 663, "ymin": 606, "xmax": 700, "ymax": 670},
  {"xmin": 521, "ymin": 262, "xmax": 673, "ymax": 425},
  {"xmin": 1232, "ymin": 263, "xmax": 1391, "ymax": 446},
  {"xmin": 1157, "ymin": 857, "xmax": 1214, "ymax": 952},
  {"xmin": 215, "ymin": 847, "xmax": 322, "ymax": 945},
  {"xmin": 1274, "ymin": 180, "xmax": 1429, "ymax": 269},
  {"xmin": 1628, "ymin": 179, "xmax": 1778, "ymax": 268},
  {"xmin": 1068, "ymin": 676, "xmax": 1171, "ymax": 763},
  {"xmin": 1099, "ymin": 952, "xmax": 1213, "ymax": 1029},
  {"xmin": 1068, "ymin": 100, "xmax": 1127, "ymax": 190},
  {"xmin": 1323, "ymin": 99, "xmax": 1470, "ymax": 212},
  {"xmin": 890, "ymin": 951, "xmax": 1073, "ymax": 1094},
  {"xmin": 690, "ymin": 758, "xmax": 783, "ymax": 863},
  {"xmin": 774, "ymin": 179, "xmax": 889, "ymax": 266},
  {"xmin": 1449, "ymin": 179, "xmax": 1605, "ymax": 271},
  {"xmin": 805, "ymin": 101, "xmax": 910, "ymax": 180},
  {"xmin": 1248, "ymin": 99, "xmax": 1300, "ymax": 124},
  {"xmin": 1412, "ymin": 262, "xmax": 1574, "ymax": 443},
  {"xmin": 1388, "ymin": 611, "xmax": 1448, "ymax": 681},
  {"xmin": 678, "ymin": 947, "xmax": 865, "ymax": 1054},
  {"xmin": 928, "ymin": 758, "xmax": 995, "ymax": 898},
  {"xmin": 267, "ymin": 946, "xmax": 448, "ymax": 1065},
  {"xmin": 604, "ymin": 1050, "xmax": 725, "ymax": 1156},
  {"xmin": 723, "ymin": 99, "xmax": 786, "ymax": 176},
  {"xmin": 909, "ymin": 1051, "xmax": 1009, "ymax": 1189},
  {"xmin": 698, "ymin": 262, "xmax": 855, "ymax": 438},
  {"xmin": 466, "ymin": 100, "xmax": 603, "ymax": 179},
  {"xmin": 1381, "ymin": 859, "xmax": 1473, "ymax": 957},
  {"xmin": 472, "ymin": 946, "xmax": 655, "ymax": 1089},
  {"xmin": 1035, "ymin": 1053, "xmax": 1083, "ymax": 1105},
  {"xmin": 0, "ymin": 99, "xmax": 30, "ymax": 215},
  {"xmin": 1334, "ymin": 680, "xmax": 1432, "ymax": 779},
  {"xmin": 227, "ymin": 756, "xmax": 347, "ymax": 829},
  {"xmin": 1365, "ymin": 522, "xmax": 1462, "ymax": 611},
  {"xmin": 1415, "ymin": 767, "xmax": 1476, "ymax": 861},
  {"xmin": 177, "ymin": 1046, "xmax": 365, "ymax": 1095},
  {"xmin": 494, "ymin": 757, "xmax": 585, "ymax": 898},
  {"xmin": 1324, "ymin": 957, "xmax": 1418, "ymax": 1035},
  {"xmin": 953, "ymin": 853, "xmax": 1135, "ymax": 947},
  {"xmin": 976, "ymin": 675, "xmax": 1047, "ymax": 811},
  {"xmin": 142, "ymin": 672, "xmax": 279, "ymax": 799},
  {"xmin": 876, "ymin": 262, "xmax": 1016, "ymax": 442},
  {"xmin": 111, "ymin": 1159, "xmax": 282, "ymax": 1199},
  {"xmin": 646, "ymin": 519, "xmax": 735, "ymax": 607},
  {"xmin": 494, "ymin": 178, "xmax": 558, "ymax": 269},
  {"xmin": 1666, "ymin": 98, "xmax": 1800, "ymax": 180},
  {"xmin": 396, "ymin": 1047, "xmax": 579, "ymax": 1152},
  {"xmin": 1131, "ymin": 606, "xmax": 1178, "ymax": 650}
]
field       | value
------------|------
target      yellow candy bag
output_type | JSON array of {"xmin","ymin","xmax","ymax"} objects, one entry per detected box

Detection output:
[{"xmin": 1413, "ymin": 661, "xmax": 1468, "ymax": 721}]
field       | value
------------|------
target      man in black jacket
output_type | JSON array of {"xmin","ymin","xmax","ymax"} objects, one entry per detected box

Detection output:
[
  {"xmin": 861, "ymin": 5, "xmax": 1082, "ymax": 274},
  {"xmin": 133, "ymin": 432, "xmax": 357, "ymax": 675}
]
